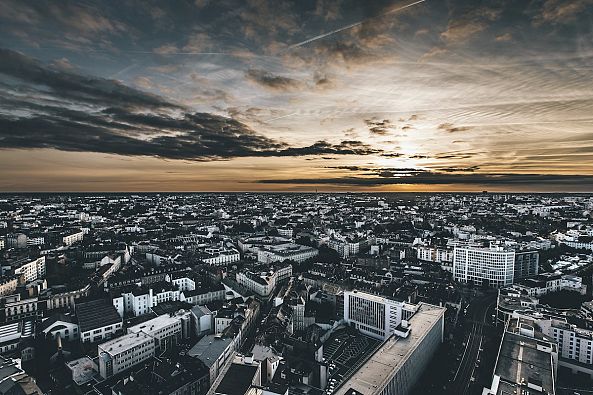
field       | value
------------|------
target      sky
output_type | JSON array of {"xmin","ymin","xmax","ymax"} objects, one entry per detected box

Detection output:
[{"xmin": 0, "ymin": 0, "xmax": 593, "ymax": 192}]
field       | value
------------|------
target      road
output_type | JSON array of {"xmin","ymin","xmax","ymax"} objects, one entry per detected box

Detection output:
[{"xmin": 450, "ymin": 294, "xmax": 496, "ymax": 395}]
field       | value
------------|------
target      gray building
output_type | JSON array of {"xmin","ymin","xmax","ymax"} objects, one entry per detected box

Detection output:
[{"xmin": 335, "ymin": 303, "xmax": 446, "ymax": 395}]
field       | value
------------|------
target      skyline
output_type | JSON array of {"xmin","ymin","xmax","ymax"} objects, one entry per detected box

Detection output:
[{"xmin": 1, "ymin": 0, "xmax": 593, "ymax": 192}]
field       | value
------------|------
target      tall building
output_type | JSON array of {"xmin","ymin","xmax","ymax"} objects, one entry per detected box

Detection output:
[
  {"xmin": 335, "ymin": 303, "xmax": 446, "ymax": 395},
  {"xmin": 453, "ymin": 246, "xmax": 515, "ymax": 287},
  {"xmin": 514, "ymin": 250, "xmax": 539, "ymax": 280},
  {"xmin": 343, "ymin": 290, "xmax": 417, "ymax": 340}
]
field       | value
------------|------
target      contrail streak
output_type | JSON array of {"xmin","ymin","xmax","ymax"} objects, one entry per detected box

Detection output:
[{"xmin": 288, "ymin": 0, "xmax": 427, "ymax": 50}]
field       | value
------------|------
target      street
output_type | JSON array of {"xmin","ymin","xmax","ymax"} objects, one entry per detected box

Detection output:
[{"xmin": 450, "ymin": 294, "xmax": 496, "ymax": 395}]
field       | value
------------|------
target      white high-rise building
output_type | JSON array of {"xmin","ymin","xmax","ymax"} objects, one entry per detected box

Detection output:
[
  {"xmin": 453, "ymin": 246, "xmax": 515, "ymax": 288},
  {"xmin": 343, "ymin": 290, "xmax": 417, "ymax": 340}
]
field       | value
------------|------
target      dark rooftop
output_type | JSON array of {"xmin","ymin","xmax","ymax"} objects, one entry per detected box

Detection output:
[{"xmin": 76, "ymin": 299, "xmax": 122, "ymax": 334}]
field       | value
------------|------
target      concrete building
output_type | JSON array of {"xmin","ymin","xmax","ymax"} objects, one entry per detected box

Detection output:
[
  {"xmin": 236, "ymin": 264, "xmax": 292, "ymax": 297},
  {"xmin": 343, "ymin": 290, "xmax": 418, "ymax": 340},
  {"xmin": 539, "ymin": 319, "xmax": 593, "ymax": 379},
  {"xmin": 98, "ymin": 331, "xmax": 155, "ymax": 379},
  {"xmin": 14, "ymin": 256, "xmax": 46, "ymax": 283},
  {"xmin": 5, "ymin": 234, "xmax": 27, "ymax": 249},
  {"xmin": 188, "ymin": 334, "xmax": 236, "ymax": 386},
  {"xmin": 512, "ymin": 273, "xmax": 587, "ymax": 297},
  {"xmin": 453, "ymin": 246, "xmax": 516, "ymax": 288},
  {"xmin": 76, "ymin": 299, "xmax": 123, "ymax": 343},
  {"xmin": 0, "ymin": 276, "xmax": 19, "ymax": 297},
  {"xmin": 335, "ymin": 303, "xmax": 446, "ymax": 395},
  {"xmin": 483, "ymin": 317, "xmax": 557, "ymax": 395},
  {"xmin": 127, "ymin": 311, "xmax": 191, "ymax": 353},
  {"xmin": 2, "ymin": 294, "xmax": 40, "ymax": 323},
  {"xmin": 257, "ymin": 243, "xmax": 318, "ymax": 264},
  {"xmin": 62, "ymin": 229, "xmax": 84, "ymax": 246}
]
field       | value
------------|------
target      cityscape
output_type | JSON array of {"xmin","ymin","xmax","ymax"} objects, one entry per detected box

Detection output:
[
  {"xmin": 0, "ymin": 193, "xmax": 592, "ymax": 395},
  {"xmin": 1, "ymin": 0, "xmax": 593, "ymax": 394}
]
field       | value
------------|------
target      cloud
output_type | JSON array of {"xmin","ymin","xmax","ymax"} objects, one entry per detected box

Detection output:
[
  {"xmin": 0, "ymin": 49, "xmax": 180, "ymax": 110},
  {"xmin": 365, "ymin": 118, "xmax": 395, "ymax": 135},
  {"xmin": 440, "ymin": 6, "xmax": 503, "ymax": 43},
  {"xmin": 437, "ymin": 123, "xmax": 471, "ymax": 133},
  {"xmin": 245, "ymin": 69, "xmax": 303, "ymax": 91},
  {"xmin": 495, "ymin": 32, "xmax": 513, "ymax": 42},
  {"xmin": 533, "ymin": 0, "xmax": 592, "ymax": 25},
  {"xmin": 0, "ymin": 48, "xmax": 388, "ymax": 161},
  {"xmin": 258, "ymin": 172, "xmax": 593, "ymax": 187}
]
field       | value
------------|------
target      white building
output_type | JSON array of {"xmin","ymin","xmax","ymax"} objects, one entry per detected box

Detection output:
[
  {"xmin": 127, "ymin": 312, "xmax": 190, "ymax": 352},
  {"xmin": 14, "ymin": 256, "xmax": 46, "ymax": 283},
  {"xmin": 540, "ymin": 319, "xmax": 593, "ymax": 378},
  {"xmin": 453, "ymin": 246, "xmax": 515, "ymax": 287},
  {"xmin": 257, "ymin": 243, "xmax": 318, "ymax": 264},
  {"xmin": 62, "ymin": 229, "xmax": 84, "ymax": 246},
  {"xmin": 98, "ymin": 332, "xmax": 155, "ymax": 379},
  {"xmin": 343, "ymin": 290, "xmax": 418, "ymax": 340},
  {"xmin": 236, "ymin": 264, "xmax": 292, "ymax": 297},
  {"xmin": 201, "ymin": 247, "xmax": 241, "ymax": 266}
]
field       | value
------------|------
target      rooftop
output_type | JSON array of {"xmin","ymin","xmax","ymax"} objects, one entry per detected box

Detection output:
[
  {"xmin": 334, "ymin": 303, "xmax": 446, "ymax": 395},
  {"xmin": 76, "ymin": 299, "xmax": 122, "ymax": 334}
]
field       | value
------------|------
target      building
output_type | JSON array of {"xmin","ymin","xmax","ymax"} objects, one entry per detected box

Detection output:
[
  {"xmin": 512, "ymin": 273, "xmax": 587, "ymax": 297},
  {"xmin": 0, "ymin": 321, "xmax": 24, "ymax": 354},
  {"xmin": 210, "ymin": 354, "xmax": 262, "ymax": 395},
  {"xmin": 257, "ymin": 243, "xmax": 318, "ymax": 264},
  {"xmin": 1, "ymin": 294, "xmax": 40, "ymax": 323},
  {"xmin": 62, "ymin": 229, "xmax": 84, "ymax": 246},
  {"xmin": 127, "ymin": 312, "xmax": 191, "ymax": 353},
  {"xmin": 483, "ymin": 317, "xmax": 557, "ymax": 395},
  {"xmin": 540, "ymin": 319, "xmax": 593, "ymax": 379},
  {"xmin": 39, "ymin": 313, "xmax": 79, "ymax": 341},
  {"xmin": 191, "ymin": 305, "xmax": 213, "ymax": 337},
  {"xmin": 14, "ymin": 256, "xmax": 46, "ymax": 283},
  {"xmin": 201, "ymin": 247, "xmax": 241, "ymax": 266},
  {"xmin": 514, "ymin": 250, "xmax": 539, "ymax": 280},
  {"xmin": 236, "ymin": 264, "xmax": 292, "ymax": 297},
  {"xmin": 335, "ymin": 303, "xmax": 446, "ymax": 395},
  {"xmin": 76, "ymin": 299, "xmax": 123, "ymax": 343},
  {"xmin": 98, "ymin": 331, "xmax": 156, "ymax": 379},
  {"xmin": 453, "ymin": 246, "xmax": 516, "ymax": 288},
  {"xmin": 188, "ymin": 334, "xmax": 235, "ymax": 386},
  {"xmin": 109, "ymin": 355, "xmax": 210, "ymax": 395},
  {"xmin": 343, "ymin": 290, "xmax": 418, "ymax": 340},
  {"xmin": 5, "ymin": 234, "xmax": 27, "ymax": 249},
  {"xmin": 0, "ymin": 276, "xmax": 19, "ymax": 297}
]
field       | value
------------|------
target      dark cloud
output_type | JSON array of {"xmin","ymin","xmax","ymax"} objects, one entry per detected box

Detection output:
[
  {"xmin": 245, "ymin": 69, "xmax": 303, "ymax": 91},
  {"xmin": 0, "ymin": 49, "xmax": 180, "ymax": 110},
  {"xmin": 259, "ymin": 173, "xmax": 593, "ymax": 187},
  {"xmin": 0, "ymin": 49, "xmax": 384, "ymax": 161},
  {"xmin": 365, "ymin": 118, "xmax": 395, "ymax": 135},
  {"xmin": 272, "ymin": 140, "xmax": 383, "ymax": 157}
]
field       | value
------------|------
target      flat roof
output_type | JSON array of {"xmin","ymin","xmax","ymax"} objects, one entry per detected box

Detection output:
[
  {"xmin": 493, "ymin": 331, "xmax": 555, "ymax": 395},
  {"xmin": 98, "ymin": 332, "xmax": 153, "ymax": 356},
  {"xmin": 187, "ymin": 335, "xmax": 233, "ymax": 368},
  {"xmin": 335, "ymin": 303, "xmax": 446, "ymax": 395},
  {"xmin": 127, "ymin": 313, "xmax": 180, "ymax": 335},
  {"xmin": 215, "ymin": 362, "xmax": 259, "ymax": 394}
]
